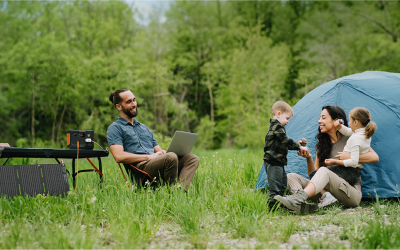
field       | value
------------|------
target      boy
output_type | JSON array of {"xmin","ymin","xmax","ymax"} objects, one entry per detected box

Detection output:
[{"xmin": 264, "ymin": 101, "xmax": 308, "ymax": 206}]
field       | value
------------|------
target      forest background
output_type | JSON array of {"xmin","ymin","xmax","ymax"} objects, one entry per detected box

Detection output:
[{"xmin": 1, "ymin": 0, "xmax": 399, "ymax": 150}]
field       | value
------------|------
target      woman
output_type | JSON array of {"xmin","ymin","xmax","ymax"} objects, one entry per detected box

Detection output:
[{"xmin": 274, "ymin": 106, "xmax": 379, "ymax": 214}]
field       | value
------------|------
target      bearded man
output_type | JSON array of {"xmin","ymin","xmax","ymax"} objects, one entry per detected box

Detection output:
[{"xmin": 106, "ymin": 89, "xmax": 199, "ymax": 191}]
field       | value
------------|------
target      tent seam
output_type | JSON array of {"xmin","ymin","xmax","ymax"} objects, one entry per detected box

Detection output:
[{"xmin": 339, "ymin": 81, "xmax": 400, "ymax": 119}]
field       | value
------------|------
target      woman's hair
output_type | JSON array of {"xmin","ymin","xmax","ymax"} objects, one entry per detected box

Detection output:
[
  {"xmin": 349, "ymin": 107, "xmax": 377, "ymax": 139},
  {"xmin": 109, "ymin": 89, "xmax": 129, "ymax": 105},
  {"xmin": 316, "ymin": 105, "xmax": 348, "ymax": 166}
]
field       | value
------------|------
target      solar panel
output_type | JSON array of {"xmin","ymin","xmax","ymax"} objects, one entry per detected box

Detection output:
[{"xmin": 0, "ymin": 164, "xmax": 69, "ymax": 198}]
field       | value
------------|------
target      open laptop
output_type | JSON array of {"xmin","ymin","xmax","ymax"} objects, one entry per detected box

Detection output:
[{"xmin": 166, "ymin": 131, "xmax": 198, "ymax": 157}]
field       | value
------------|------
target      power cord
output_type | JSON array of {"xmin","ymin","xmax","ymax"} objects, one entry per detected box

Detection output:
[
  {"xmin": 72, "ymin": 139, "xmax": 106, "ymax": 194},
  {"xmin": 90, "ymin": 140, "xmax": 107, "ymax": 152},
  {"xmin": 93, "ymin": 141, "xmax": 105, "ymax": 151}
]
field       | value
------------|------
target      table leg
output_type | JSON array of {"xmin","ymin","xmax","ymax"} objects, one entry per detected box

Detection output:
[
  {"xmin": 2, "ymin": 158, "xmax": 10, "ymax": 165},
  {"xmin": 98, "ymin": 157, "xmax": 103, "ymax": 186},
  {"xmin": 72, "ymin": 158, "xmax": 76, "ymax": 188}
]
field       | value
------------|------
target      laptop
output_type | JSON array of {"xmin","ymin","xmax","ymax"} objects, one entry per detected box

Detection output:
[{"xmin": 166, "ymin": 131, "xmax": 198, "ymax": 157}]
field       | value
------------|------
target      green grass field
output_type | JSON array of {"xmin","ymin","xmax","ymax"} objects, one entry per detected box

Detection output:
[{"xmin": 1, "ymin": 149, "xmax": 400, "ymax": 249}]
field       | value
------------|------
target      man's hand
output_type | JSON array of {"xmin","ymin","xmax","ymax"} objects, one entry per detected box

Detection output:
[
  {"xmin": 150, "ymin": 150, "xmax": 166, "ymax": 159},
  {"xmin": 335, "ymin": 151, "xmax": 350, "ymax": 160},
  {"xmin": 333, "ymin": 119, "xmax": 342, "ymax": 130},
  {"xmin": 324, "ymin": 158, "xmax": 336, "ymax": 166}
]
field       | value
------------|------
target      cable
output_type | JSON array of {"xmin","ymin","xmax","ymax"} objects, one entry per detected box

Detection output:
[
  {"xmin": 92, "ymin": 140, "xmax": 107, "ymax": 151},
  {"xmin": 74, "ymin": 141, "xmax": 79, "ymax": 194},
  {"xmin": 89, "ymin": 139, "xmax": 107, "ymax": 152}
]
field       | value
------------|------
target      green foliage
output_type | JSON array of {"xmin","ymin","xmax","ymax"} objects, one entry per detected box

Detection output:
[
  {"xmin": 153, "ymin": 132, "xmax": 172, "ymax": 150},
  {"xmin": 1, "ymin": 1, "xmax": 399, "ymax": 148},
  {"xmin": 195, "ymin": 115, "xmax": 215, "ymax": 149},
  {"xmin": 216, "ymin": 32, "xmax": 291, "ymax": 148}
]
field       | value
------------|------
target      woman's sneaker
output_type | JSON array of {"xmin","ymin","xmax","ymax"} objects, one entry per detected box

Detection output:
[{"xmin": 318, "ymin": 192, "xmax": 338, "ymax": 208}]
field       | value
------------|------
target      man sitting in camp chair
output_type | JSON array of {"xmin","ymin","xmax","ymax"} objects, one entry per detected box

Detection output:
[{"xmin": 106, "ymin": 89, "xmax": 199, "ymax": 191}]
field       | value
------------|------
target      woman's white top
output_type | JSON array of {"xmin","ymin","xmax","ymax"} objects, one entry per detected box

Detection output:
[{"xmin": 338, "ymin": 126, "xmax": 371, "ymax": 168}]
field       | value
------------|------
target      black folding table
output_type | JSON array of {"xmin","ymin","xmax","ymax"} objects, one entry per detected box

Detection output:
[{"xmin": 0, "ymin": 147, "xmax": 109, "ymax": 187}]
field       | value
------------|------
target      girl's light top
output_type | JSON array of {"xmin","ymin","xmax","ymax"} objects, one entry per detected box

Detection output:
[{"xmin": 338, "ymin": 126, "xmax": 371, "ymax": 168}]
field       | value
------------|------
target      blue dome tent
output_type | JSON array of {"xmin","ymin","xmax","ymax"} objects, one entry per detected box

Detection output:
[{"xmin": 255, "ymin": 71, "xmax": 400, "ymax": 198}]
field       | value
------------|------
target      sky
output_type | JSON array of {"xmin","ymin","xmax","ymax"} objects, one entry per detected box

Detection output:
[{"xmin": 125, "ymin": 0, "xmax": 171, "ymax": 25}]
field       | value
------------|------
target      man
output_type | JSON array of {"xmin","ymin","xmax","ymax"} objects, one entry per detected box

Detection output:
[{"xmin": 107, "ymin": 89, "xmax": 199, "ymax": 191}]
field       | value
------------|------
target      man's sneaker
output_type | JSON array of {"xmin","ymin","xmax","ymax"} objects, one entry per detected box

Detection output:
[
  {"xmin": 318, "ymin": 191, "xmax": 338, "ymax": 208},
  {"xmin": 274, "ymin": 190, "xmax": 309, "ymax": 215}
]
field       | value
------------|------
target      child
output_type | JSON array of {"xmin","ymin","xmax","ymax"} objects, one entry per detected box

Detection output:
[
  {"xmin": 264, "ymin": 101, "xmax": 308, "ymax": 205},
  {"xmin": 324, "ymin": 107, "xmax": 377, "ymax": 185}
]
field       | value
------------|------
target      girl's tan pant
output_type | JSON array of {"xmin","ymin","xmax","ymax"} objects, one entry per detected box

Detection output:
[{"xmin": 287, "ymin": 167, "xmax": 362, "ymax": 207}]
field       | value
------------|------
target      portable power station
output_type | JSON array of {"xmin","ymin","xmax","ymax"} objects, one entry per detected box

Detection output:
[{"xmin": 67, "ymin": 130, "xmax": 94, "ymax": 150}]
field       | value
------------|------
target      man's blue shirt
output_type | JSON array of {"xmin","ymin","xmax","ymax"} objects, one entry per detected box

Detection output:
[{"xmin": 107, "ymin": 116, "xmax": 158, "ymax": 155}]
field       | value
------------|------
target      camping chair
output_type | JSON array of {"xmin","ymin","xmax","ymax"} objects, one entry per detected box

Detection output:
[{"xmin": 116, "ymin": 161, "xmax": 155, "ymax": 188}]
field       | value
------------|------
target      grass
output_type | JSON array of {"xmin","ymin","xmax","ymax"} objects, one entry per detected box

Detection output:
[{"xmin": 1, "ymin": 148, "xmax": 400, "ymax": 248}]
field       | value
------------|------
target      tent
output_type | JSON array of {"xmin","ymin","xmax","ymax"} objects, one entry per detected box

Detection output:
[{"xmin": 255, "ymin": 71, "xmax": 400, "ymax": 198}]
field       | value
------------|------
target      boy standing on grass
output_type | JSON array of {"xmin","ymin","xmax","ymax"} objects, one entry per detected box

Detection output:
[{"xmin": 264, "ymin": 101, "xmax": 308, "ymax": 206}]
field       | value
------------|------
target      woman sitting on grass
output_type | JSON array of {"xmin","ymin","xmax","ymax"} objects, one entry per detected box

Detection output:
[{"xmin": 274, "ymin": 106, "xmax": 379, "ymax": 214}]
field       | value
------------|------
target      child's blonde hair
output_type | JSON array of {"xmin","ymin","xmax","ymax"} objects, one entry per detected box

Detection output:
[
  {"xmin": 272, "ymin": 101, "xmax": 293, "ymax": 116},
  {"xmin": 349, "ymin": 107, "xmax": 377, "ymax": 139}
]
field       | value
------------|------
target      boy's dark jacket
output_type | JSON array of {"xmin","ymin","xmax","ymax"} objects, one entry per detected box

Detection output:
[{"xmin": 264, "ymin": 118, "xmax": 300, "ymax": 166}]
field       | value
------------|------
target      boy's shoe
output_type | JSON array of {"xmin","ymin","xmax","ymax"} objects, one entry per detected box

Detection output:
[
  {"xmin": 302, "ymin": 202, "xmax": 319, "ymax": 214},
  {"xmin": 267, "ymin": 198, "xmax": 281, "ymax": 211},
  {"xmin": 268, "ymin": 198, "xmax": 277, "ymax": 208},
  {"xmin": 318, "ymin": 192, "xmax": 338, "ymax": 208},
  {"xmin": 273, "ymin": 190, "xmax": 309, "ymax": 215}
]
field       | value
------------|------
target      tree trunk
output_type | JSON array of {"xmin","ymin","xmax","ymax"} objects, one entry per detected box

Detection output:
[
  {"xmin": 216, "ymin": 0, "xmax": 223, "ymax": 27},
  {"xmin": 254, "ymin": 69, "xmax": 259, "ymax": 117},
  {"xmin": 207, "ymin": 77, "xmax": 214, "ymax": 146},
  {"xmin": 208, "ymin": 76, "xmax": 214, "ymax": 123},
  {"xmin": 154, "ymin": 92, "xmax": 157, "ymax": 133},
  {"xmin": 56, "ymin": 103, "xmax": 67, "ymax": 144},
  {"xmin": 52, "ymin": 118, "xmax": 57, "ymax": 143},
  {"xmin": 31, "ymin": 92, "xmax": 36, "ymax": 146},
  {"xmin": 51, "ymin": 97, "xmax": 61, "ymax": 142}
]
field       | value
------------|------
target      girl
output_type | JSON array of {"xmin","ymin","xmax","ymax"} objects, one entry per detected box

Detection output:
[{"xmin": 324, "ymin": 107, "xmax": 377, "ymax": 185}]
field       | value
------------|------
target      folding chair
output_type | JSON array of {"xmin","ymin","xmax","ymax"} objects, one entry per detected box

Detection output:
[{"xmin": 116, "ymin": 162, "xmax": 155, "ymax": 187}]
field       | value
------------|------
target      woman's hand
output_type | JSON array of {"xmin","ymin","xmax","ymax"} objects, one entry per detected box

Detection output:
[
  {"xmin": 298, "ymin": 147, "xmax": 310, "ymax": 158},
  {"xmin": 324, "ymin": 158, "xmax": 336, "ymax": 166},
  {"xmin": 334, "ymin": 151, "xmax": 350, "ymax": 160}
]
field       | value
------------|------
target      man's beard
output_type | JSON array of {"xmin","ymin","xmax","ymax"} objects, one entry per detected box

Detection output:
[{"xmin": 122, "ymin": 106, "xmax": 138, "ymax": 118}]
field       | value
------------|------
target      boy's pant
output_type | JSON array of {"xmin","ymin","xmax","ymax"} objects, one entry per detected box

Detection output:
[{"xmin": 265, "ymin": 162, "xmax": 287, "ymax": 199}]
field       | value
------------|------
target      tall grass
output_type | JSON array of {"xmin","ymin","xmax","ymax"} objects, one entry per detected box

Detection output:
[{"xmin": 1, "ymin": 149, "xmax": 400, "ymax": 248}]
